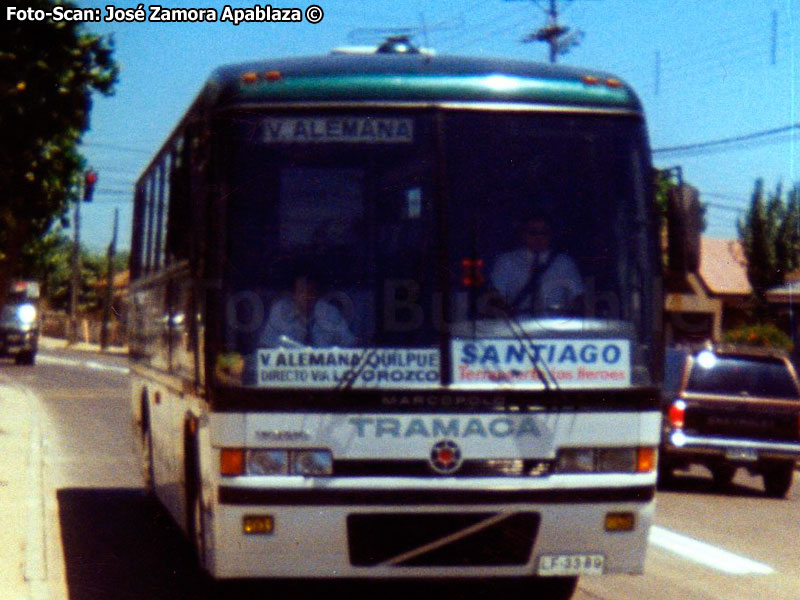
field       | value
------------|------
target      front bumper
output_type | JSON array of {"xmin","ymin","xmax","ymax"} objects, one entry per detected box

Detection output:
[
  {"xmin": 0, "ymin": 329, "xmax": 37, "ymax": 356},
  {"xmin": 205, "ymin": 478, "xmax": 656, "ymax": 580},
  {"xmin": 662, "ymin": 430, "xmax": 800, "ymax": 463}
]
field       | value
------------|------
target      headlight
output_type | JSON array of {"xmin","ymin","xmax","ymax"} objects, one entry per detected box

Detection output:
[
  {"xmin": 556, "ymin": 448, "xmax": 596, "ymax": 473},
  {"xmin": 291, "ymin": 450, "xmax": 333, "ymax": 476},
  {"xmin": 16, "ymin": 304, "xmax": 36, "ymax": 325},
  {"xmin": 243, "ymin": 449, "xmax": 333, "ymax": 476},
  {"xmin": 555, "ymin": 447, "xmax": 655, "ymax": 474},
  {"xmin": 596, "ymin": 448, "xmax": 637, "ymax": 473},
  {"xmin": 247, "ymin": 449, "xmax": 289, "ymax": 475}
]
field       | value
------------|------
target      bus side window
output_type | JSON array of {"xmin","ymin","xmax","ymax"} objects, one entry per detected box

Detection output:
[{"xmin": 170, "ymin": 275, "xmax": 197, "ymax": 381}]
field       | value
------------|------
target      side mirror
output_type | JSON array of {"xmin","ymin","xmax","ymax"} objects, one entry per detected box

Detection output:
[{"xmin": 666, "ymin": 184, "xmax": 701, "ymax": 273}]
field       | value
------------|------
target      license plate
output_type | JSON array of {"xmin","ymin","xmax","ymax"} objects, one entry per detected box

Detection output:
[
  {"xmin": 537, "ymin": 553, "xmax": 604, "ymax": 576},
  {"xmin": 725, "ymin": 448, "xmax": 758, "ymax": 461}
]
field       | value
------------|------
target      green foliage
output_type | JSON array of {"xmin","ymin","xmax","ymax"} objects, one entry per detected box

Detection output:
[
  {"xmin": 0, "ymin": 0, "xmax": 118, "ymax": 301},
  {"xmin": 723, "ymin": 322, "xmax": 793, "ymax": 351},
  {"xmin": 20, "ymin": 228, "xmax": 129, "ymax": 312},
  {"xmin": 738, "ymin": 180, "xmax": 800, "ymax": 314},
  {"xmin": 653, "ymin": 168, "xmax": 674, "ymax": 225},
  {"xmin": 654, "ymin": 168, "xmax": 708, "ymax": 230}
]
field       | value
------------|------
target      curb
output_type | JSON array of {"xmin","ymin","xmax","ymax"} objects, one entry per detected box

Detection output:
[
  {"xmin": 0, "ymin": 379, "xmax": 46, "ymax": 600},
  {"xmin": 23, "ymin": 402, "xmax": 47, "ymax": 600},
  {"xmin": 38, "ymin": 336, "xmax": 128, "ymax": 356}
]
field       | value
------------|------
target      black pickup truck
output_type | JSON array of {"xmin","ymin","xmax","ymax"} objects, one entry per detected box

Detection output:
[
  {"xmin": 660, "ymin": 344, "xmax": 800, "ymax": 498},
  {"xmin": 0, "ymin": 280, "xmax": 40, "ymax": 365}
]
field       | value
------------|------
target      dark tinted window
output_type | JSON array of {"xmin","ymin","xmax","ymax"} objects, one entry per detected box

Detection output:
[
  {"xmin": 686, "ymin": 355, "xmax": 799, "ymax": 399},
  {"xmin": 664, "ymin": 348, "xmax": 687, "ymax": 398}
]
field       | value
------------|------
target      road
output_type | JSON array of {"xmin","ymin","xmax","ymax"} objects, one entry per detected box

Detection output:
[{"xmin": 2, "ymin": 346, "xmax": 799, "ymax": 599}]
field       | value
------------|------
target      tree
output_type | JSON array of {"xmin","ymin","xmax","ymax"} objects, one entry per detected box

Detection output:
[
  {"xmin": 737, "ymin": 179, "xmax": 800, "ymax": 316},
  {"xmin": 776, "ymin": 184, "xmax": 800, "ymax": 273},
  {"xmin": 20, "ymin": 229, "xmax": 128, "ymax": 313},
  {"xmin": 0, "ymin": 1, "xmax": 118, "ymax": 304}
]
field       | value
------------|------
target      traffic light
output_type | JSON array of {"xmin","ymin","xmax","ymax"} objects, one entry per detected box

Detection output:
[{"xmin": 83, "ymin": 169, "xmax": 98, "ymax": 202}]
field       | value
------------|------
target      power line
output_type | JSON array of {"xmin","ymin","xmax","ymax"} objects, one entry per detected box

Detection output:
[
  {"xmin": 653, "ymin": 123, "xmax": 800, "ymax": 156},
  {"xmin": 81, "ymin": 142, "xmax": 151, "ymax": 155},
  {"xmin": 704, "ymin": 201, "xmax": 745, "ymax": 214}
]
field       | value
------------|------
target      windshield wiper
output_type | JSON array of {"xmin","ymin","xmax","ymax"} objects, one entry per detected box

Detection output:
[
  {"xmin": 495, "ymin": 305, "xmax": 559, "ymax": 393},
  {"xmin": 335, "ymin": 346, "xmax": 380, "ymax": 392}
]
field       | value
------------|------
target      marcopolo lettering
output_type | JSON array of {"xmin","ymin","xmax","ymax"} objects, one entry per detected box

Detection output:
[
  {"xmin": 348, "ymin": 416, "xmax": 541, "ymax": 439},
  {"xmin": 381, "ymin": 394, "xmax": 507, "ymax": 408}
]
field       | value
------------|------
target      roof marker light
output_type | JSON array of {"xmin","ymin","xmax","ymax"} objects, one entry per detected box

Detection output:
[
  {"xmin": 241, "ymin": 71, "xmax": 259, "ymax": 84},
  {"xmin": 264, "ymin": 70, "xmax": 282, "ymax": 82},
  {"xmin": 605, "ymin": 78, "xmax": 623, "ymax": 88},
  {"xmin": 582, "ymin": 75, "xmax": 600, "ymax": 85}
]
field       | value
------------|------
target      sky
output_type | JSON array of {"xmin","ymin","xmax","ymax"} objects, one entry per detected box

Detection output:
[{"xmin": 65, "ymin": 0, "xmax": 800, "ymax": 250}]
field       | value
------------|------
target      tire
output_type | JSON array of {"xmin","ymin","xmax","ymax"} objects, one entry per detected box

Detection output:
[
  {"xmin": 657, "ymin": 464, "xmax": 677, "ymax": 488},
  {"xmin": 711, "ymin": 464, "xmax": 737, "ymax": 488},
  {"xmin": 15, "ymin": 351, "xmax": 35, "ymax": 365},
  {"xmin": 185, "ymin": 429, "xmax": 209, "ymax": 574},
  {"xmin": 189, "ymin": 487, "xmax": 208, "ymax": 572},
  {"xmin": 142, "ymin": 421, "xmax": 155, "ymax": 497},
  {"xmin": 762, "ymin": 461, "xmax": 794, "ymax": 498}
]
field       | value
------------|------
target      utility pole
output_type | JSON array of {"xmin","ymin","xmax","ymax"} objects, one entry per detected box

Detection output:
[
  {"xmin": 69, "ymin": 169, "xmax": 97, "ymax": 344},
  {"xmin": 100, "ymin": 208, "xmax": 118, "ymax": 351},
  {"xmin": 514, "ymin": 0, "xmax": 583, "ymax": 63},
  {"xmin": 69, "ymin": 190, "xmax": 81, "ymax": 343}
]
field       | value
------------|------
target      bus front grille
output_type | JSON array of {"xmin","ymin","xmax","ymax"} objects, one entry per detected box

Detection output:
[
  {"xmin": 347, "ymin": 512, "xmax": 539, "ymax": 567},
  {"xmin": 334, "ymin": 459, "xmax": 552, "ymax": 477}
]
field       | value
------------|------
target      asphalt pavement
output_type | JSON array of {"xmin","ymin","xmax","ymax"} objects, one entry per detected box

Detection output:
[{"xmin": 0, "ymin": 337, "xmax": 127, "ymax": 600}]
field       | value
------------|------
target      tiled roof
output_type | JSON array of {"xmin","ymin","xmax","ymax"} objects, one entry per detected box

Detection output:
[{"xmin": 698, "ymin": 238, "xmax": 750, "ymax": 296}]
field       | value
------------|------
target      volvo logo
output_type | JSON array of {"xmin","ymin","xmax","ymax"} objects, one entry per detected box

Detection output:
[{"xmin": 429, "ymin": 440, "xmax": 463, "ymax": 475}]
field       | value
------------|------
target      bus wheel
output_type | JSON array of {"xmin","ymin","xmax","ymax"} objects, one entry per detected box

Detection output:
[
  {"xmin": 190, "ymin": 489, "xmax": 208, "ymax": 570},
  {"xmin": 185, "ymin": 433, "xmax": 209, "ymax": 574},
  {"xmin": 142, "ymin": 418, "xmax": 155, "ymax": 497}
]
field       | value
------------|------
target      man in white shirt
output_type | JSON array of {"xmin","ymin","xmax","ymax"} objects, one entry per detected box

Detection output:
[
  {"xmin": 491, "ymin": 213, "xmax": 583, "ymax": 315},
  {"xmin": 259, "ymin": 274, "xmax": 355, "ymax": 347}
]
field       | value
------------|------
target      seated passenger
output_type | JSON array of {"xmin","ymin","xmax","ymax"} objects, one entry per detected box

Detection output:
[
  {"xmin": 491, "ymin": 211, "xmax": 583, "ymax": 315},
  {"xmin": 258, "ymin": 272, "xmax": 355, "ymax": 348}
]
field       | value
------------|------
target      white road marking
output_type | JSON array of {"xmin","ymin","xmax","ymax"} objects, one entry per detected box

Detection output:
[
  {"xmin": 649, "ymin": 525, "xmax": 775, "ymax": 575},
  {"xmin": 37, "ymin": 354, "xmax": 129, "ymax": 375},
  {"xmin": 25, "ymin": 353, "xmax": 781, "ymax": 579}
]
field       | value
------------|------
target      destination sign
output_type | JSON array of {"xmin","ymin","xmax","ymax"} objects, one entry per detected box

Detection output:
[
  {"xmin": 260, "ymin": 117, "xmax": 414, "ymax": 144},
  {"xmin": 256, "ymin": 347, "xmax": 439, "ymax": 389},
  {"xmin": 451, "ymin": 338, "xmax": 631, "ymax": 389}
]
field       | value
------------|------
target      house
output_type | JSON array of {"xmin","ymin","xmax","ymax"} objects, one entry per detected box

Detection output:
[{"xmin": 664, "ymin": 238, "xmax": 750, "ymax": 343}]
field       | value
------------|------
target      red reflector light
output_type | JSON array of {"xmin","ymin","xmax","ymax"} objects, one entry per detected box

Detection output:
[
  {"xmin": 221, "ymin": 449, "xmax": 245, "ymax": 476},
  {"xmin": 461, "ymin": 258, "xmax": 485, "ymax": 287},
  {"xmin": 669, "ymin": 400, "xmax": 686, "ymax": 429}
]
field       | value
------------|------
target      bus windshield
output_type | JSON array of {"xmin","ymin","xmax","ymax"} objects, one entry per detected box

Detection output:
[{"xmin": 219, "ymin": 111, "xmax": 655, "ymax": 390}]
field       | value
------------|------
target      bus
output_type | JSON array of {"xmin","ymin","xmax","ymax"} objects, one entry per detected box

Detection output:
[{"xmin": 129, "ymin": 38, "xmax": 666, "ymax": 598}]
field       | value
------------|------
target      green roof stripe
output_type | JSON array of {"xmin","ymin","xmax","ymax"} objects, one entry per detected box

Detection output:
[{"xmin": 232, "ymin": 73, "xmax": 637, "ymax": 109}]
